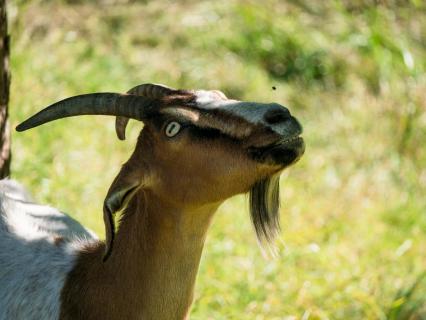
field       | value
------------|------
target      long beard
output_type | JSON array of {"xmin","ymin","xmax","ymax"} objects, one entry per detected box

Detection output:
[{"xmin": 249, "ymin": 174, "xmax": 281, "ymax": 248}]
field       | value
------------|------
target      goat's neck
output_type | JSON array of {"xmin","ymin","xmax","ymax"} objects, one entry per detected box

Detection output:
[
  {"xmin": 112, "ymin": 190, "xmax": 218, "ymax": 319},
  {"xmin": 61, "ymin": 190, "xmax": 219, "ymax": 320}
]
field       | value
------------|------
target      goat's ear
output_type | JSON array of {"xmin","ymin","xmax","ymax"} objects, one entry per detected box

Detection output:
[{"xmin": 102, "ymin": 160, "xmax": 142, "ymax": 261}]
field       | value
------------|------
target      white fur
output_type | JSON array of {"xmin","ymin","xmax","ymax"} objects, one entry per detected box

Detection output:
[
  {"xmin": 0, "ymin": 180, "xmax": 97, "ymax": 320},
  {"xmin": 195, "ymin": 90, "xmax": 289, "ymax": 135}
]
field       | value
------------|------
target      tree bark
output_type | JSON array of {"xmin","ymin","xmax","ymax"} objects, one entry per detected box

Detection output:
[{"xmin": 0, "ymin": 0, "xmax": 11, "ymax": 178}]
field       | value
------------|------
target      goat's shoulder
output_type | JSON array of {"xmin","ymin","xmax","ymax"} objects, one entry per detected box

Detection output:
[
  {"xmin": 0, "ymin": 179, "xmax": 98, "ymax": 320},
  {"xmin": 0, "ymin": 179, "xmax": 97, "ymax": 240}
]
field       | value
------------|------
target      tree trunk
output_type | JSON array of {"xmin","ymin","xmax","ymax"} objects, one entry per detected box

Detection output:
[{"xmin": 0, "ymin": 0, "xmax": 10, "ymax": 178}]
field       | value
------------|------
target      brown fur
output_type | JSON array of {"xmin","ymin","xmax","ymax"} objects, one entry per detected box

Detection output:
[
  {"xmin": 53, "ymin": 236, "xmax": 65, "ymax": 246},
  {"xmin": 59, "ymin": 122, "xmax": 280, "ymax": 320},
  {"xmin": 15, "ymin": 83, "xmax": 304, "ymax": 319},
  {"xmin": 60, "ymin": 192, "xmax": 218, "ymax": 320}
]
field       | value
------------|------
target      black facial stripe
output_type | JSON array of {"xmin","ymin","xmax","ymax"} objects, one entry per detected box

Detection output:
[
  {"xmin": 187, "ymin": 125, "xmax": 223, "ymax": 140},
  {"xmin": 146, "ymin": 111, "xmax": 243, "ymax": 142}
]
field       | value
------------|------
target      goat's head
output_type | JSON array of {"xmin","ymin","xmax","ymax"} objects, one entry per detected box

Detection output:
[{"xmin": 17, "ymin": 83, "xmax": 305, "ymax": 259}]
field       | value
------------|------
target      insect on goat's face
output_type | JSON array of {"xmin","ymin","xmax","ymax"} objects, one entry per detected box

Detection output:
[{"xmin": 16, "ymin": 83, "xmax": 305, "ymax": 257}]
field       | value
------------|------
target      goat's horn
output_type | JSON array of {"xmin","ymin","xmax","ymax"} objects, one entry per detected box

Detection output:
[
  {"xmin": 127, "ymin": 83, "xmax": 176, "ymax": 97},
  {"xmin": 116, "ymin": 83, "xmax": 176, "ymax": 140},
  {"xmin": 16, "ymin": 93, "xmax": 156, "ymax": 132}
]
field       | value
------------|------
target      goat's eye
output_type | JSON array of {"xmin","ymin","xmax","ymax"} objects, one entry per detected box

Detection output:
[{"xmin": 165, "ymin": 121, "xmax": 181, "ymax": 137}]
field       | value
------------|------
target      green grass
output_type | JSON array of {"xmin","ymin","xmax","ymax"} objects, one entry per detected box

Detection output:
[{"xmin": 7, "ymin": 0, "xmax": 426, "ymax": 318}]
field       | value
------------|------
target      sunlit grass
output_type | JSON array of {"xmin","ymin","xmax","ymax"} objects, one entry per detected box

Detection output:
[{"xmin": 7, "ymin": 0, "xmax": 426, "ymax": 318}]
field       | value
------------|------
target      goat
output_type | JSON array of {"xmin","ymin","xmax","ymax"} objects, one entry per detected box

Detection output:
[{"xmin": 0, "ymin": 83, "xmax": 305, "ymax": 320}]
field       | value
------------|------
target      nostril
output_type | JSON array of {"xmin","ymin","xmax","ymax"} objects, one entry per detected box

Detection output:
[{"xmin": 264, "ymin": 108, "xmax": 291, "ymax": 124}]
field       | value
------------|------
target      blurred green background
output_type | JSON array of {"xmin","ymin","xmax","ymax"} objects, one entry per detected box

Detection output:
[{"xmin": 7, "ymin": 0, "xmax": 426, "ymax": 319}]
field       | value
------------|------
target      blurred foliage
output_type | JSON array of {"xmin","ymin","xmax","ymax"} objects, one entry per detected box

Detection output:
[{"xmin": 6, "ymin": 0, "xmax": 426, "ymax": 318}]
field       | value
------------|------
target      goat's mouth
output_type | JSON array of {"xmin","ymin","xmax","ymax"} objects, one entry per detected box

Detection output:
[{"xmin": 249, "ymin": 135, "xmax": 305, "ymax": 167}]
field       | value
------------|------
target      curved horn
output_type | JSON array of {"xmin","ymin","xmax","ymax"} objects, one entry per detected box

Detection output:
[
  {"xmin": 115, "ymin": 83, "xmax": 176, "ymax": 140},
  {"xmin": 16, "ymin": 93, "xmax": 157, "ymax": 132}
]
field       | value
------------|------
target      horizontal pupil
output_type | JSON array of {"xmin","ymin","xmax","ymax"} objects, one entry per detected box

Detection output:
[{"xmin": 167, "ymin": 122, "xmax": 179, "ymax": 136}]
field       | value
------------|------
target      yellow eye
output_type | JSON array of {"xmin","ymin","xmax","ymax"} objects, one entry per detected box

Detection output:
[{"xmin": 165, "ymin": 121, "xmax": 181, "ymax": 137}]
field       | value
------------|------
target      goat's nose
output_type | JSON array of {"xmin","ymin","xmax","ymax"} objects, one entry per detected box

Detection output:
[{"xmin": 264, "ymin": 107, "xmax": 291, "ymax": 124}]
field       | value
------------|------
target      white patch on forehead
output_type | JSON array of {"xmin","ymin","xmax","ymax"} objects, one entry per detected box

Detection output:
[
  {"xmin": 195, "ymin": 90, "xmax": 264, "ymax": 121},
  {"xmin": 194, "ymin": 90, "xmax": 229, "ymax": 105},
  {"xmin": 0, "ymin": 180, "xmax": 97, "ymax": 320},
  {"xmin": 195, "ymin": 90, "xmax": 289, "ymax": 135}
]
